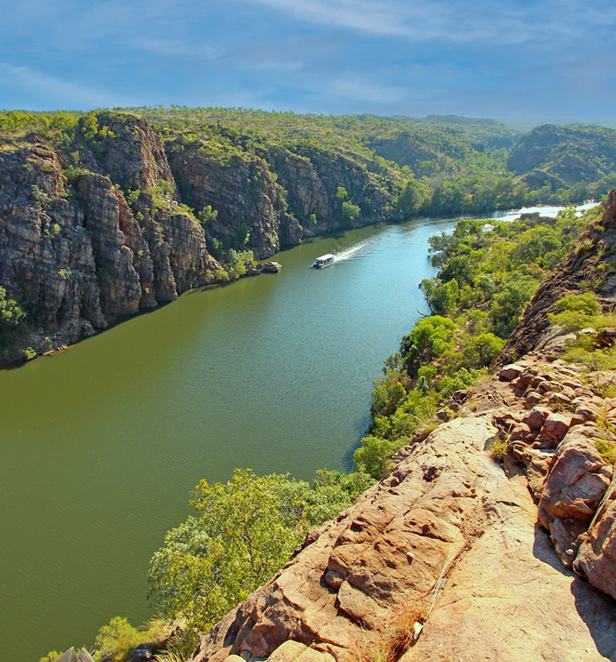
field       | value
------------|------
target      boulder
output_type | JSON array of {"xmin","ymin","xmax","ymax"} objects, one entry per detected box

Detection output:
[
  {"xmin": 575, "ymin": 476, "xmax": 616, "ymax": 600},
  {"xmin": 266, "ymin": 640, "xmax": 308, "ymax": 662},
  {"xmin": 525, "ymin": 391, "xmax": 545, "ymax": 408},
  {"xmin": 522, "ymin": 406, "xmax": 551, "ymax": 430},
  {"xmin": 540, "ymin": 412, "xmax": 573, "ymax": 442},
  {"xmin": 499, "ymin": 364, "xmax": 525, "ymax": 381},
  {"xmin": 539, "ymin": 431, "xmax": 612, "ymax": 524},
  {"xmin": 261, "ymin": 261, "xmax": 282, "ymax": 273}
]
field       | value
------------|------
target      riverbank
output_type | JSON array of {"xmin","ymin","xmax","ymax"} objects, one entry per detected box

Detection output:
[
  {"xmin": 1, "ymin": 203, "xmax": 598, "ymax": 661},
  {"xmin": 190, "ymin": 194, "xmax": 616, "ymax": 662}
]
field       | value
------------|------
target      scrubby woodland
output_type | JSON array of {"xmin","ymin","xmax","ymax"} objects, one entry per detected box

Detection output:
[
  {"xmin": 1, "ymin": 108, "xmax": 616, "ymax": 365},
  {"xmin": 5, "ymin": 108, "xmax": 616, "ymax": 661}
]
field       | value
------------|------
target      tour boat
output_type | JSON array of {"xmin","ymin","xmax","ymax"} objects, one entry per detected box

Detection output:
[{"xmin": 312, "ymin": 253, "xmax": 335, "ymax": 268}]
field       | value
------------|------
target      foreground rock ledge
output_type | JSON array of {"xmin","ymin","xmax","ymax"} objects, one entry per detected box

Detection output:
[{"xmin": 192, "ymin": 409, "xmax": 616, "ymax": 662}]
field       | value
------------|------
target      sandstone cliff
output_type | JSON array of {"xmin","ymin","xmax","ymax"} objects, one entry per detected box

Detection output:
[
  {"xmin": 189, "ymin": 197, "xmax": 616, "ymax": 662},
  {"xmin": 0, "ymin": 111, "xmax": 401, "ymax": 365}
]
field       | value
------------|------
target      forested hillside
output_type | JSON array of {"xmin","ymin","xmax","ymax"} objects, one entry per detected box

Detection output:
[
  {"xmin": 1, "ymin": 107, "xmax": 615, "ymax": 366},
  {"xmin": 508, "ymin": 123, "xmax": 616, "ymax": 196}
]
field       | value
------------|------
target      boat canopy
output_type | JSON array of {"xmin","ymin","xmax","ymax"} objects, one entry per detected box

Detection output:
[{"xmin": 315, "ymin": 254, "xmax": 334, "ymax": 261}]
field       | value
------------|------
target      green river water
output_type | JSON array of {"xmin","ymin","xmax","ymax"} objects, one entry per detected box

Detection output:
[{"xmin": 0, "ymin": 206, "xmax": 584, "ymax": 660}]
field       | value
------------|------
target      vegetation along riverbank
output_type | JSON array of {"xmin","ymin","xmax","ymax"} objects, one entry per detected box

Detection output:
[
  {"xmin": 2, "ymin": 108, "xmax": 616, "ymax": 366},
  {"xmin": 40, "ymin": 192, "xmax": 616, "ymax": 661}
]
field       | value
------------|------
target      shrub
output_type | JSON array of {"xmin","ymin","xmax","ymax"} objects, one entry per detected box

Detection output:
[
  {"xmin": 488, "ymin": 434, "xmax": 511, "ymax": 462},
  {"xmin": 39, "ymin": 652, "xmax": 63, "ymax": 662},
  {"xmin": 23, "ymin": 347, "xmax": 37, "ymax": 360},
  {"xmin": 555, "ymin": 292, "xmax": 600, "ymax": 315},
  {"xmin": 354, "ymin": 435, "xmax": 401, "ymax": 480},
  {"xmin": 94, "ymin": 617, "xmax": 141, "ymax": 662}
]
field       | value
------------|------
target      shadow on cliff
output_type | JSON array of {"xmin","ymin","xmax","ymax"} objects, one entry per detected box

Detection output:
[{"xmin": 533, "ymin": 524, "xmax": 616, "ymax": 660}]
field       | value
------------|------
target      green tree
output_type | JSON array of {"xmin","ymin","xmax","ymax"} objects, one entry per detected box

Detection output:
[
  {"xmin": 354, "ymin": 435, "xmax": 399, "ymax": 480},
  {"xmin": 94, "ymin": 617, "xmax": 141, "ymax": 662},
  {"xmin": 419, "ymin": 278, "xmax": 459, "ymax": 316},
  {"xmin": 341, "ymin": 200, "xmax": 361, "ymax": 224},
  {"xmin": 0, "ymin": 286, "xmax": 26, "ymax": 346},
  {"xmin": 490, "ymin": 274, "xmax": 540, "ymax": 336},
  {"xmin": 147, "ymin": 468, "xmax": 369, "ymax": 631},
  {"xmin": 236, "ymin": 222, "xmax": 251, "ymax": 247},
  {"xmin": 397, "ymin": 179, "xmax": 429, "ymax": 219}
]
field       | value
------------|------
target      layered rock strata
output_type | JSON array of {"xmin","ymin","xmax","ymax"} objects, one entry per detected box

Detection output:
[{"xmin": 0, "ymin": 111, "xmax": 400, "ymax": 364}]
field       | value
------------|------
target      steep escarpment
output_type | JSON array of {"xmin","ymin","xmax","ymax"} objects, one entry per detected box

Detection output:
[
  {"xmin": 0, "ymin": 110, "xmax": 409, "ymax": 364},
  {"xmin": 0, "ymin": 115, "xmax": 224, "ymax": 365},
  {"xmin": 0, "ymin": 134, "xmax": 107, "ymax": 357},
  {"xmin": 188, "ymin": 197, "xmax": 616, "ymax": 662},
  {"xmin": 166, "ymin": 138, "xmax": 301, "ymax": 260},
  {"xmin": 165, "ymin": 132, "xmax": 401, "ymax": 258}
]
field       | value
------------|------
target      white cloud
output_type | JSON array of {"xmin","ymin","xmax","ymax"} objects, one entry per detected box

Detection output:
[
  {"xmin": 331, "ymin": 77, "xmax": 409, "ymax": 103},
  {"xmin": 235, "ymin": 0, "xmax": 615, "ymax": 45}
]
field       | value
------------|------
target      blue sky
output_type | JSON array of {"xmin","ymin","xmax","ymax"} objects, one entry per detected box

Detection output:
[{"xmin": 1, "ymin": 0, "xmax": 615, "ymax": 122}]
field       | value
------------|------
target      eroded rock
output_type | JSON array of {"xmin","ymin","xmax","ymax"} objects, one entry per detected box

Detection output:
[
  {"xmin": 575, "ymin": 476, "xmax": 616, "ymax": 600},
  {"xmin": 191, "ymin": 413, "xmax": 616, "ymax": 662}
]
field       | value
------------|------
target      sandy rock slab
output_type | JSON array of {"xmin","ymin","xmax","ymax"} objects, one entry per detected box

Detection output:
[
  {"xmin": 406, "ymin": 476, "xmax": 616, "ymax": 662},
  {"xmin": 192, "ymin": 414, "xmax": 616, "ymax": 662}
]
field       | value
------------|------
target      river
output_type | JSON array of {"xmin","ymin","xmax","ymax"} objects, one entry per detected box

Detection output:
[{"xmin": 0, "ymin": 204, "xmax": 595, "ymax": 660}]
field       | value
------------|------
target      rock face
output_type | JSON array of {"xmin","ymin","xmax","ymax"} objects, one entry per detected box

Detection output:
[
  {"xmin": 576, "ymin": 476, "xmax": 616, "ymax": 600},
  {"xmin": 167, "ymin": 139, "xmax": 298, "ymax": 260},
  {"xmin": 192, "ymin": 399, "xmax": 616, "ymax": 662},
  {"xmin": 0, "ymin": 110, "xmax": 401, "ymax": 364}
]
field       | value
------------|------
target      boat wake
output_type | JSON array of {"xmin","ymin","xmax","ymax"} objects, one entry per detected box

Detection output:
[{"xmin": 333, "ymin": 238, "xmax": 375, "ymax": 263}]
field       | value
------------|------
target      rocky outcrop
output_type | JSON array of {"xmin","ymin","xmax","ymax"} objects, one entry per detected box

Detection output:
[
  {"xmin": 189, "ymin": 194, "xmax": 616, "ymax": 662},
  {"xmin": 76, "ymin": 173, "xmax": 149, "ymax": 316},
  {"xmin": 78, "ymin": 111, "xmax": 178, "ymax": 193},
  {"xmin": 0, "ymin": 114, "xmax": 225, "ymax": 364},
  {"xmin": 166, "ymin": 138, "xmax": 399, "ymax": 259},
  {"xmin": 0, "ymin": 133, "xmax": 107, "ymax": 363},
  {"xmin": 167, "ymin": 139, "xmax": 300, "ymax": 260},
  {"xmin": 576, "ymin": 476, "xmax": 616, "ymax": 600},
  {"xmin": 192, "ymin": 378, "xmax": 616, "ymax": 661},
  {"xmin": 264, "ymin": 144, "xmax": 400, "ymax": 237}
]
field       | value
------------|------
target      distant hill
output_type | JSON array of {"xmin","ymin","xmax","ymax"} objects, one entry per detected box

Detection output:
[{"xmin": 507, "ymin": 124, "xmax": 616, "ymax": 194}]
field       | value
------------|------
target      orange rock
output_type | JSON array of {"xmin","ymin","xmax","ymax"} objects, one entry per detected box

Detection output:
[{"xmin": 575, "ymin": 476, "xmax": 616, "ymax": 600}]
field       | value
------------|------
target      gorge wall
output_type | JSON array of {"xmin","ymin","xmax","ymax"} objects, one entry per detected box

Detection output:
[
  {"xmin": 0, "ymin": 111, "xmax": 399, "ymax": 366},
  {"xmin": 188, "ymin": 196, "xmax": 616, "ymax": 662}
]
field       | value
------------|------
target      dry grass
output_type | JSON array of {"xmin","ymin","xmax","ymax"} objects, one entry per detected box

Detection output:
[
  {"xmin": 594, "ymin": 405, "xmax": 616, "ymax": 465},
  {"xmin": 357, "ymin": 602, "xmax": 427, "ymax": 662},
  {"xmin": 488, "ymin": 433, "xmax": 511, "ymax": 462}
]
